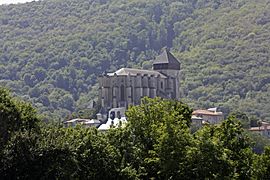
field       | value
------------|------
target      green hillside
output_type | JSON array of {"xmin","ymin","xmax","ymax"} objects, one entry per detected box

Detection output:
[
  {"xmin": 0, "ymin": 0, "xmax": 269, "ymax": 120},
  {"xmin": 177, "ymin": 0, "xmax": 270, "ymax": 119}
]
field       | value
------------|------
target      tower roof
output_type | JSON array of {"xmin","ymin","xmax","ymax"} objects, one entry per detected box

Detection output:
[{"xmin": 153, "ymin": 50, "xmax": 180, "ymax": 70}]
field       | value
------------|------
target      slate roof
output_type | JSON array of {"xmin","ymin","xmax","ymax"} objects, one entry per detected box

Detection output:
[
  {"xmin": 107, "ymin": 68, "xmax": 167, "ymax": 78},
  {"xmin": 153, "ymin": 49, "xmax": 180, "ymax": 66}
]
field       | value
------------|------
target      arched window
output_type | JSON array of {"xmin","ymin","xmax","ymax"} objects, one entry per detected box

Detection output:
[
  {"xmin": 120, "ymin": 85, "xmax": 125, "ymax": 101},
  {"xmin": 110, "ymin": 111, "xmax": 115, "ymax": 120},
  {"xmin": 117, "ymin": 111, "xmax": 121, "ymax": 119}
]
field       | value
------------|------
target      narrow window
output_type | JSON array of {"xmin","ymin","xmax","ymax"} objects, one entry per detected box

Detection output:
[
  {"xmin": 131, "ymin": 86, "xmax": 133, "ymax": 101},
  {"xmin": 120, "ymin": 85, "xmax": 125, "ymax": 101}
]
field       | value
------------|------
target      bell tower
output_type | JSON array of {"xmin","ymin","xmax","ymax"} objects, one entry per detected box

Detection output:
[{"xmin": 153, "ymin": 49, "xmax": 181, "ymax": 100}]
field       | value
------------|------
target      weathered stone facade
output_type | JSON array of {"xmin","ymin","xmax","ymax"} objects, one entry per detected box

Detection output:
[{"xmin": 98, "ymin": 50, "xmax": 181, "ymax": 112}]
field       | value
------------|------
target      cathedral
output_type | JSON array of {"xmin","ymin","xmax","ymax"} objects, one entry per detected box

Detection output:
[{"xmin": 98, "ymin": 50, "xmax": 181, "ymax": 113}]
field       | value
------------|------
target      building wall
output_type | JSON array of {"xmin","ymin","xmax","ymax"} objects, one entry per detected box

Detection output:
[
  {"xmin": 98, "ymin": 72, "xmax": 179, "ymax": 111},
  {"xmin": 155, "ymin": 69, "xmax": 180, "ymax": 100},
  {"xmin": 252, "ymin": 129, "xmax": 270, "ymax": 138},
  {"xmin": 201, "ymin": 115, "xmax": 223, "ymax": 124}
]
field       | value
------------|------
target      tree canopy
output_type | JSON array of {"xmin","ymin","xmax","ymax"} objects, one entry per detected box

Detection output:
[{"xmin": 1, "ymin": 92, "xmax": 270, "ymax": 179}]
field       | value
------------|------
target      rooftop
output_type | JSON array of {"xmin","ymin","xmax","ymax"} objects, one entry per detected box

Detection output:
[
  {"xmin": 192, "ymin": 109, "xmax": 223, "ymax": 116},
  {"xmin": 64, "ymin": 118, "xmax": 90, "ymax": 123},
  {"xmin": 153, "ymin": 49, "xmax": 180, "ymax": 66},
  {"xmin": 64, "ymin": 118, "xmax": 100, "ymax": 124},
  {"xmin": 107, "ymin": 68, "xmax": 167, "ymax": 78},
  {"xmin": 249, "ymin": 121, "xmax": 270, "ymax": 131},
  {"xmin": 250, "ymin": 126, "xmax": 270, "ymax": 131}
]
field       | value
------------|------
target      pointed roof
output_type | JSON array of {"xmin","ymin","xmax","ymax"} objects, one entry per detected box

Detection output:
[{"xmin": 153, "ymin": 49, "xmax": 180, "ymax": 66}]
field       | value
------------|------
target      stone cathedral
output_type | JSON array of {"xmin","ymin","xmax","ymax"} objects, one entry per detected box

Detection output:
[{"xmin": 98, "ymin": 50, "xmax": 181, "ymax": 113}]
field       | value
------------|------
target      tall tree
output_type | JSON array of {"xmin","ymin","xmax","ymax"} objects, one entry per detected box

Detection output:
[
  {"xmin": 0, "ymin": 88, "xmax": 39, "ymax": 148},
  {"xmin": 124, "ymin": 97, "xmax": 193, "ymax": 179}
]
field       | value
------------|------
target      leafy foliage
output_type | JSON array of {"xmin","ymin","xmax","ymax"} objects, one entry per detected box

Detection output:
[
  {"xmin": 124, "ymin": 97, "xmax": 193, "ymax": 179},
  {"xmin": 2, "ymin": 126, "xmax": 122, "ymax": 179},
  {"xmin": 0, "ymin": 88, "xmax": 39, "ymax": 148},
  {"xmin": 253, "ymin": 146, "xmax": 270, "ymax": 179},
  {"xmin": 1, "ymin": 93, "xmax": 270, "ymax": 179}
]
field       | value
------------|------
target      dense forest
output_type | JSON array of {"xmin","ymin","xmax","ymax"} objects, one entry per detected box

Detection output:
[
  {"xmin": 1, "ymin": 88, "xmax": 270, "ymax": 179},
  {"xmin": 0, "ymin": 0, "xmax": 270, "ymax": 120}
]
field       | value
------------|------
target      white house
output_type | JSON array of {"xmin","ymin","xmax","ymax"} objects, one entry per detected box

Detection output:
[{"xmin": 192, "ymin": 108, "xmax": 223, "ymax": 125}]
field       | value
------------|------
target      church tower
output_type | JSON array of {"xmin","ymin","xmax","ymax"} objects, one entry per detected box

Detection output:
[{"xmin": 153, "ymin": 49, "xmax": 181, "ymax": 100}]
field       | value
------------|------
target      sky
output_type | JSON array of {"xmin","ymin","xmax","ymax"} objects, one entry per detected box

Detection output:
[{"xmin": 0, "ymin": 0, "xmax": 39, "ymax": 5}]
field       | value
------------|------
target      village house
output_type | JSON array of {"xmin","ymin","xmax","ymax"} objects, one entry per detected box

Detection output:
[
  {"xmin": 191, "ymin": 115, "xmax": 203, "ymax": 127},
  {"xmin": 192, "ymin": 108, "xmax": 224, "ymax": 125},
  {"xmin": 249, "ymin": 121, "xmax": 270, "ymax": 138}
]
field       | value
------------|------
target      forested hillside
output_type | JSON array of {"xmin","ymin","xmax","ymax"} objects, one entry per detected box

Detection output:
[{"xmin": 0, "ymin": 0, "xmax": 270, "ymax": 120}]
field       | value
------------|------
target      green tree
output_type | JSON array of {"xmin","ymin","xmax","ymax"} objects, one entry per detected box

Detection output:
[
  {"xmin": 124, "ymin": 97, "xmax": 193, "ymax": 179},
  {"xmin": 1, "ymin": 125, "xmax": 122, "ymax": 179},
  {"xmin": 0, "ymin": 88, "xmax": 39, "ymax": 148},
  {"xmin": 229, "ymin": 111, "xmax": 250, "ymax": 129},
  {"xmin": 187, "ymin": 125, "xmax": 231, "ymax": 179},
  {"xmin": 215, "ymin": 117, "xmax": 254, "ymax": 179},
  {"xmin": 0, "ymin": 92, "xmax": 263, "ymax": 179},
  {"xmin": 253, "ymin": 146, "xmax": 270, "ymax": 179},
  {"xmin": 251, "ymin": 133, "xmax": 270, "ymax": 154}
]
